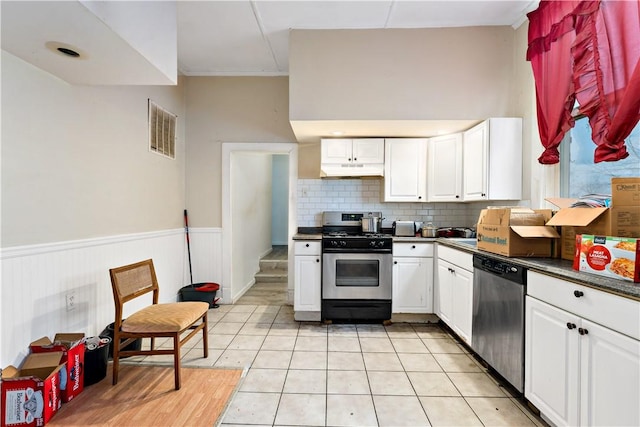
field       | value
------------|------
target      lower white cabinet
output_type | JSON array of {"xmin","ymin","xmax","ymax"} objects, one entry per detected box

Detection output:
[
  {"xmin": 293, "ymin": 241, "xmax": 321, "ymax": 314},
  {"xmin": 392, "ymin": 243, "xmax": 433, "ymax": 313},
  {"xmin": 435, "ymin": 246, "xmax": 473, "ymax": 344},
  {"xmin": 525, "ymin": 272, "xmax": 640, "ymax": 427}
]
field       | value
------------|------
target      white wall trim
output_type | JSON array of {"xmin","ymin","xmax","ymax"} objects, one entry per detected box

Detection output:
[
  {"xmin": 1, "ymin": 229, "xmax": 183, "ymax": 260},
  {"xmin": 222, "ymin": 142, "xmax": 298, "ymax": 305}
]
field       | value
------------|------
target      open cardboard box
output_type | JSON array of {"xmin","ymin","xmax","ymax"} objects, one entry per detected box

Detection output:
[
  {"xmin": 546, "ymin": 197, "xmax": 640, "ymax": 260},
  {"xmin": 476, "ymin": 207, "xmax": 559, "ymax": 257},
  {"xmin": 1, "ymin": 352, "xmax": 65, "ymax": 427},
  {"xmin": 30, "ymin": 333, "xmax": 85, "ymax": 403}
]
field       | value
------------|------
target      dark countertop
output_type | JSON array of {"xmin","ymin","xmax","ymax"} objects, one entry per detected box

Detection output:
[
  {"xmin": 438, "ymin": 239, "xmax": 640, "ymax": 301},
  {"xmin": 291, "ymin": 232, "xmax": 639, "ymax": 300}
]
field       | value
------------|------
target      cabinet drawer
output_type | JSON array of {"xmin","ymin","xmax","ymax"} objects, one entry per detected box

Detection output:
[
  {"xmin": 294, "ymin": 241, "xmax": 321, "ymax": 256},
  {"xmin": 528, "ymin": 271, "xmax": 640, "ymax": 340},
  {"xmin": 436, "ymin": 245, "xmax": 473, "ymax": 271},
  {"xmin": 393, "ymin": 243, "xmax": 433, "ymax": 257}
]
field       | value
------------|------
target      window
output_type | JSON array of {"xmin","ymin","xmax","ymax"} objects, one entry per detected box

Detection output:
[
  {"xmin": 560, "ymin": 118, "xmax": 640, "ymax": 198},
  {"xmin": 148, "ymin": 99, "xmax": 176, "ymax": 159}
]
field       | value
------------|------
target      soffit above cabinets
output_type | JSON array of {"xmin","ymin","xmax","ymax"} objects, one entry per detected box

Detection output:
[
  {"xmin": 291, "ymin": 119, "xmax": 483, "ymax": 145},
  {"xmin": 1, "ymin": 1, "xmax": 177, "ymax": 85}
]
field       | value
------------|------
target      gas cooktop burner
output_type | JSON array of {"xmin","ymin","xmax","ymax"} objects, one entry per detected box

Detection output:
[{"xmin": 323, "ymin": 232, "xmax": 390, "ymax": 239}]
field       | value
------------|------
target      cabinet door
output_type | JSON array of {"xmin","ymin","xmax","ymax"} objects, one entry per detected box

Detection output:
[
  {"xmin": 435, "ymin": 260, "xmax": 454, "ymax": 325},
  {"xmin": 321, "ymin": 138, "xmax": 352, "ymax": 164},
  {"xmin": 392, "ymin": 257, "xmax": 433, "ymax": 313},
  {"xmin": 294, "ymin": 255, "xmax": 322, "ymax": 311},
  {"xmin": 451, "ymin": 266, "xmax": 473, "ymax": 344},
  {"xmin": 580, "ymin": 320, "xmax": 640, "ymax": 427},
  {"xmin": 352, "ymin": 138, "xmax": 384, "ymax": 164},
  {"xmin": 525, "ymin": 297, "xmax": 580, "ymax": 427},
  {"xmin": 462, "ymin": 121, "xmax": 488, "ymax": 201},
  {"xmin": 384, "ymin": 138, "xmax": 427, "ymax": 202},
  {"xmin": 428, "ymin": 133, "xmax": 463, "ymax": 201}
]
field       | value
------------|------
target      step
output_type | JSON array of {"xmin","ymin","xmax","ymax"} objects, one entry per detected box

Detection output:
[
  {"xmin": 254, "ymin": 271, "xmax": 288, "ymax": 283},
  {"xmin": 259, "ymin": 259, "xmax": 288, "ymax": 271}
]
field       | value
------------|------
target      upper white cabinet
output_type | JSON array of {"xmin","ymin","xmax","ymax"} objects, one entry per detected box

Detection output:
[
  {"xmin": 462, "ymin": 118, "xmax": 522, "ymax": 201},
  {"xmin": 427, "ymin": 133, "xmax": 463, "ymax": 202},
  {"xmin": 384, "ymin": 138, "xmax": 427, "ymax": 202},
  {"xmin": 321, "ymin": 138, "xmax": 384, "ymax": 177}
]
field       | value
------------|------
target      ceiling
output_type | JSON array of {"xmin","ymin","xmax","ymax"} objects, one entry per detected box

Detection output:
[{"xmin": 178, "ymin": 0, "xmax": 538, "ymax": 76}]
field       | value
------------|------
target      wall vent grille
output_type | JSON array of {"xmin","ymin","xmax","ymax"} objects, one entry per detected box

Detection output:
[{"xmin": 148, "ymin": 99, "xmax": 176, "ymax": 159}]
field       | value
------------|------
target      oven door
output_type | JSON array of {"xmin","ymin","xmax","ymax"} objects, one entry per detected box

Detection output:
[{"xmin": 322, "ymin": 252, "xmax": 392, "ymax": 300}]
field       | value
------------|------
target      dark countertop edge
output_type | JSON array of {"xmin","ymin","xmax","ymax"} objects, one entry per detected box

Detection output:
[
  {"xmin": 437, "ymin": 239, "xmax": 640, "ymax": 301},
  {"xmin": 290, "ymin": 233, "xmax": 639, "ymax": 300}
]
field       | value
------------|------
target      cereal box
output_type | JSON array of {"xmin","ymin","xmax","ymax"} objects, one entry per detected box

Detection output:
[{"xmin": 573, "ymin": 235, "xmax": 639, "ymax": 282}]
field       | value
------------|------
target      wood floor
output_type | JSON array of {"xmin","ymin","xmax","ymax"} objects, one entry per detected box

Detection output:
[
  {"xmin": 49, "ymin": 364, "xmax": 243, "ymax": 427},
  {"xmin": 236, "ymin": 245, "xmax": 288, "ymax": 305}
]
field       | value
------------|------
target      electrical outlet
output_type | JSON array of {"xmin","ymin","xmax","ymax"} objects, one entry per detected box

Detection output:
[{"xmin": 66, "ymin": 292, "xmax": 76, "ymax": 311}]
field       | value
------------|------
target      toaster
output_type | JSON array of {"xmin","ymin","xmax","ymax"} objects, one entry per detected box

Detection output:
[{"xmin": 393, "ymin": 221, "xmax": 416, "ymax": 237}]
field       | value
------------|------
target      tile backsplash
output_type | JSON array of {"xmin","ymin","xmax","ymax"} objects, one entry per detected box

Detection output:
[{"xmin": 297, "ymin": 179, "xmax": 514, "ymax": 229}]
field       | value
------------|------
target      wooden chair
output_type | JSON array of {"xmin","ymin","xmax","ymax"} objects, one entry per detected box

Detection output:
[{"xmin": 109, "ymin": 259, "xmax": 209, "ymax": 390}]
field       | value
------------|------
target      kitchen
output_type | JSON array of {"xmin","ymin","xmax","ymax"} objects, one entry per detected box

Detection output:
[{"xmin": 2, "ymin": 1, "xmax": 639, "ymax": 426}]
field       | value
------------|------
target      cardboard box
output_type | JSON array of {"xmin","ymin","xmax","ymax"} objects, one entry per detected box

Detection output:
[
  {"xmin": 573, "ymin": 235, "xmax": 639, "ymax": 282},
  {"xmin": 546, "ymin": 198, "xmax": 640, "ymax": 260},
  {"xmin": 476, "ymin": 208, "xmax": 559, "ymax": 257},
  {"xmin": 1, "ymin": 352, "xmax": 65, "ymax": 427},
  {"xmin": 612, "ymin": 177, "xmax": 640, "ymax": 206},
  {"xmin": 30, "ymin": 333, "xmax": 85, "ymax": 403}
]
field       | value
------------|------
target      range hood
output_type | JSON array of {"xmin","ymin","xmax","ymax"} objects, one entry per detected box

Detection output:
[{"xmin": 320, "ymin": 163, "xmax": 384, "ymax": 178}]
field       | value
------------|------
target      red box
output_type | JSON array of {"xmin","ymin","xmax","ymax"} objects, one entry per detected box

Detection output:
[
  {"xmin": 1, "ymin": 352, "xmax": 65, "ymax": 427},
  {"xmin": 30, "ymin": 334, "xmax": 85, "ymax": 403},
  {"xmin": 573, "ymin": 235, "xmax": 640, "ymax": 282}
]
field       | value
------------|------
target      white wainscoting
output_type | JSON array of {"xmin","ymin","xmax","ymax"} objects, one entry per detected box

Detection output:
[{"xmin": 0, "ymin": 227, "xmax": 223, "ymax": 367}]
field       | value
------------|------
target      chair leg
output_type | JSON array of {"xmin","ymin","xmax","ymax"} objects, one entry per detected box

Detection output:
[
  {"xmin": 112, "ymin": 330, "xmax": 120, "ymax": 386},
  {"xmin": 202, "ymin": 313, "xmax": 209, "ymax": 358},
  {"xmin": 173, "ymin": 334, "xmax": 181, "ymax": 390}
]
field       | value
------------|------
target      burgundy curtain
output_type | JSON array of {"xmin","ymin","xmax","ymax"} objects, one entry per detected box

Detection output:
[{"xmin": 527, "ymin": 0, "xmax": 640, "ymax": 164}]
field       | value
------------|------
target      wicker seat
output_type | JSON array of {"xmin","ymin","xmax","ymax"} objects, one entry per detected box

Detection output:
[{"xmin": 109, "ymin": 259, "xmax": 209, "ymax": 390}]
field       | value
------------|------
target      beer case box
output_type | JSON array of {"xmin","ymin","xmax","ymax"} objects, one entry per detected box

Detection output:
[
  {"xmin": 1, "ymin": 352, "xmax": 65, "ymax": 427},
  {"xmin": 30, "ymin": 333, "xmax": 85, "ymax": 403},
  {"xmin": 573, "ymin": 234, "xmax": 639, "ymax": 282},
  {"xmin": 612, "ymin": 177, "xmax": 640, "ymax": 206},
  {"xmin": 476, "ymin": 208, "xmax": 559, "ymax": 257},
  {"xmin": 546, "ymin": 198, "xmax": 640, "ymax": 261}
]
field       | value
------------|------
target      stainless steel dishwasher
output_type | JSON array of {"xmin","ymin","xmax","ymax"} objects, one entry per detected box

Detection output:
[{"xmin": 471, "ymin": 253, "xmax": 527, "ymax": 393}]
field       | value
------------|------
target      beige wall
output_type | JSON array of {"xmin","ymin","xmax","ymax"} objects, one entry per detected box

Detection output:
[
  {"xmin": 1, "ymin": 51, "xmax": 186, "ymax": 247},
  {"xmin": 290, "ymin": 28, "xmax": 518, "ymax": 121},
  {"xmin": 184, "ymin": 77, "xmax": 296, "ymax": 228}
]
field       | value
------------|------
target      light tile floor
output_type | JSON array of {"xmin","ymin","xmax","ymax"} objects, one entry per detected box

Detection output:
[{"xmin": 123, "ymin": 304, "xmax": 547, "ymax": 427}]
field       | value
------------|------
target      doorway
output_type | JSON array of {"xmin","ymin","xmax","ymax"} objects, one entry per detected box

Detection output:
[{"xmin": 221, "ymin": 143, "xmax": 298, "ymax": 305}]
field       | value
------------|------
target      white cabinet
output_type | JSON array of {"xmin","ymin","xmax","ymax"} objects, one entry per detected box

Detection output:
[
  {"xmin": 427, "ymin": 133, "xmax": 463, "ymax": 202},
  {"xmin": 321, "ymin": 138, "xmax": 384, "ymax": 164},
  {"xmin": 293, "ymin": 241, "xmax": 321, "ymax": 318},
  {"xmin": 435, "ymin": 245, "xmax": 473, "ymax": 344},
  {"xmin": 462, "ymin": 118, "xmax": 522, "ymax": 201},
  {"xmin": 525, "ymin": 271, "xmax": 640, "ymax": 427},
  {"xmin": 392, "ymin": 243, "xmax": 434, "ymax": 313},
  {"xmin": 384, "ymin": 138, "xmax": 427, "ymax": 202}
]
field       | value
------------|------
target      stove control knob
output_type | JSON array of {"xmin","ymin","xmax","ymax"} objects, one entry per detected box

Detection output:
[
  {"xmin": 331, "ymin": 241, "xmax": 338, "ymax": 247},
  {"xmin": 369, "ymin": 241, "xmax": 376, "ymax": 247},
  {"xmin": 377, "ymin": 241, "xmax": 385, "ymax": 248},
  {"xmin": 340, "ymin": 241, "xmax": 346, "ymax": 247}
]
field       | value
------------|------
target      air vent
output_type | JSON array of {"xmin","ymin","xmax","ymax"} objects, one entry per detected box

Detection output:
[{"xmin": 148, "ymin": 100, "xmax": 176, "ymax": 159}]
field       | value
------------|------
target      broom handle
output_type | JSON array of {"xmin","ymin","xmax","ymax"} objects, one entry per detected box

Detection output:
[{"xmin": 184, "ymin": 209, "xmax": 193, "ymax": 284}]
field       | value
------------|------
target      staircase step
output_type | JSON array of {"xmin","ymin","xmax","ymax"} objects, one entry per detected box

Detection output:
[
  {"xmin": 259, "ymin": 259, "xmax": 288, "ymax": 271},
  {"xmin": 255, "ymin": 272, "xmax": 288, "ymax": 283}
]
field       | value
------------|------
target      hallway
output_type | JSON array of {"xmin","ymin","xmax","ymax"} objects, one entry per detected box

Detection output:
[{"xmin": 236, "ymin": 246, "xmax": 288, "ymax": 305}]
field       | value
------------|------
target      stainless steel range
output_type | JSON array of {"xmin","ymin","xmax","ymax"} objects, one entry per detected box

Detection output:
[{"xmin": 321, "ymin": 211, "xmax": 392, "ymax": 322}]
